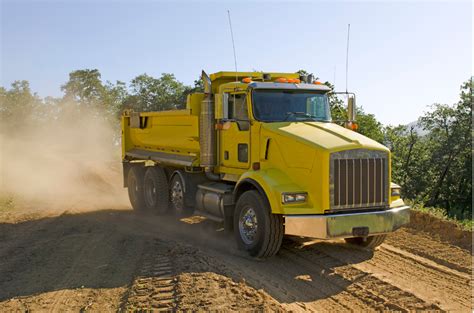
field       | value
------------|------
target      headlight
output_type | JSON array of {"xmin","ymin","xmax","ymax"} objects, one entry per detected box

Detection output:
[{"xmin": 282, "ymin": 192, "xmax": 307, "ymax": 204}]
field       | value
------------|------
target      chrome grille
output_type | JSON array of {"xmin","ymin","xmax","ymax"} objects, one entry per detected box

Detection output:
[{"xmin": 330, "ymin": 149, "xmax": 389, "ymax": 211}]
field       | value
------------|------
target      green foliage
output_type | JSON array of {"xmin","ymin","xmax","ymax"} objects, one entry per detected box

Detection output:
[
  {"xmin": 419, "ymin": 81, "xmax": 472, "ymax": 217},
  {"xmin": 0, "ymin": 80, "xmax": 41, "ymax": 127},
  {"xmin": 356, "ymin": 109, "xmax": 384, "ymax": 143},
  {"xmin": 386, "ymin": 79, "xmax": 472, "ymax": 220},
  {"xmin": 384, "ymin": 124, "xmax": 432, "ymax": 200},
  {"xmin": 61, "ymin": 69, "xmax": 106, "ymax": 106},
  {"xmin": 124, "ymin": 73, "xmax": 188, "ymax": 112}
]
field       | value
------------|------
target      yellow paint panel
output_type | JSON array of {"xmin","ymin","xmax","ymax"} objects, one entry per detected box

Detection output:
[
  {"xmin": 123, "ymin": 111, "xmax": 200, "ymax": 158},
  {"xmin": 219, "ymin": 123, "xmax": 250, "ymax": 169}
]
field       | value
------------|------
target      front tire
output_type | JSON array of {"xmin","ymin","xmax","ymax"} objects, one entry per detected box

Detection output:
[
  {"xmin": 345, "ymin": 234, "xmax": 387, "ymax": 249},
  {"xmin": 143, "ymin": 166, "xmax": 169, "ymax": 214},
  {"xmin": 234, "ymin": 190, "xmax": 283, "ymax": 258}
]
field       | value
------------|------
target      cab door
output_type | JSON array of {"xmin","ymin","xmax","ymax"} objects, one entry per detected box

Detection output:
[{"xmin": 219, "ymin": 92, "xmax": 251, "ymax": 170}]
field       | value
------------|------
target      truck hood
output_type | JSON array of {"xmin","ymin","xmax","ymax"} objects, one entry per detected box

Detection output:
[{"xmin": 261, "ymin": 121, "xmax": 388, "ymax": 153}]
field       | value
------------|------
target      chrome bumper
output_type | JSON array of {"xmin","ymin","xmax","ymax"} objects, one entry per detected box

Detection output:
[{"xmin": 284, "ymin": 206, "xmax": 410, "ymax": 239}]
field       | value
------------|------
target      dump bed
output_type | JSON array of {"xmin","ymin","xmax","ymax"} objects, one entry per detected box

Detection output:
[{"xmin": 121, "ymin": 94, "xmax": 204, "ymax": 168}]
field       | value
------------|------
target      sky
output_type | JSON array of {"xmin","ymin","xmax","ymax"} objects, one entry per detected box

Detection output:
[{"xmin": 1, "ymin": 0, "xmax": 472, "ymax": 125}]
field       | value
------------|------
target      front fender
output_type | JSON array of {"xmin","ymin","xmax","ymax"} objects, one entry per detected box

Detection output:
[{"xmin": 236, "ymin": 169, "xmax": 308, "ymax": 214}]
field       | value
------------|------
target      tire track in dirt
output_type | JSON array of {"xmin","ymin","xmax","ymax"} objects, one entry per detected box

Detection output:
[
  {"xmin": 386, "ymin": 227, "xmax": 472, "ymax": 275},
  {"xmin": 119, "ymin": 239, "xmax": 285, "ymax": 312},
  {"xmin": 315, "ymin": 242, "xmax": 470, "ymax": 312},
  {"xmin": 2, "ymin": 209, "xmax": 471, "ymax": 312},
  {"xmin": 119, "ymin": 240, "xmax": 178, "ymax": 312},
  {"xmin": 283, "ymin": 243, "xmax": 441, "ymax": 312},
  {"xmin": 204, "ymin": 248, "xmax": 350, "ymax": 312},
  {"xmin": 176, "ymin": 239, "xmax": 431, "ymax": 312},
  {"xmin": 123, "ymin": 213, "xmax": 469, "ymax": 312},
  {"xmin": 381, "ymin": 244, "xmax": 470, "ymax": 280}
]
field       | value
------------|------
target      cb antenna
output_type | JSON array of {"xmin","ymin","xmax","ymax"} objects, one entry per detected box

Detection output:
[
  {"xmin": 227, "ymin": 10, "xmax": 238, "ymax": 82},
  {"xmin": 345, "ymin": 23, "xmax": 351, "ymax": 93}
]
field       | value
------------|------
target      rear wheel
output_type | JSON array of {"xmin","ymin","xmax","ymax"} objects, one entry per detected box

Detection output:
[
  {"xmin": 127, "ymin": 166, "xmax": 146, "ymax": 213},
  {"xmin": 345, "ymin": 234, "xmax": 387, "ymax": 249},
  {"xmin": 234, "ymin": 190, "xmax": 283, "ymax": 258},
  {"xmin": 169, "ymin": 173, "xmax": 193, "ymax": 217},
  {"xmin": 143, "ymin": 166, "xmax": 169, "ymax": 214}
]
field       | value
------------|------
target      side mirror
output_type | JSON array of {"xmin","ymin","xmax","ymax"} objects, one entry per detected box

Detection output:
[{"xmin": 348, "ymin": 95, "xmax": 356, "ymax": 122}]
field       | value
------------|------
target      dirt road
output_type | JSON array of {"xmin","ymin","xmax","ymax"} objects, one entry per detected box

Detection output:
[{"xmin": 0, "ymin": 207, "xmax": 471, "ymax": 312}]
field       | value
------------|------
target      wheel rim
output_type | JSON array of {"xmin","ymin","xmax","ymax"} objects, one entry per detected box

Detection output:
[
  {"xmin": 171, "ymin": 180, "xmax": 184, "ymax": 212},
  {"xmin": 144, "ymin": 176, "xmax": 157, "ymax": 207},
  {"xmin": 239, "ymin": 207, "xmax": 258, "ymax": 245}
]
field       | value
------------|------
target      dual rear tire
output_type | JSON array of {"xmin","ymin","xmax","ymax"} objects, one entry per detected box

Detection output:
[{"xmin": 127, "ymin": 166, "xmax": 169, "ymax": 215}]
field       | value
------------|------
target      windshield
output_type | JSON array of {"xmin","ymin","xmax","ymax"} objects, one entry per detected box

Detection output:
[{"xmin": 252, "ymin": 90, "xmax": 331, "ymax": 122}]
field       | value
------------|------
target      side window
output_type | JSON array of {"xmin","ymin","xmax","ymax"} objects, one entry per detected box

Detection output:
[
  {"xmin": 228, "ymin": 94, "xmax": 248, "ymax": 120},
  {"xmin": 224, "ymin": 93, "xmax": 249, "ymax": 131}
]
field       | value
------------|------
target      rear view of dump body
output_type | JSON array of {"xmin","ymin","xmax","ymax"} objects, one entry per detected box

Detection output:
[{"xmin": 121, "ymin": 71, "xmax": 409, "ymax": 258}]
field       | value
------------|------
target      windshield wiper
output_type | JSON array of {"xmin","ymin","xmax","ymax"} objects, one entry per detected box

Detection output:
[{"xmin": 284, "ymin": 112, "xmax": 318, "ymax": 121}]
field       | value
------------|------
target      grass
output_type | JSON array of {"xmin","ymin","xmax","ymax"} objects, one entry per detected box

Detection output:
[{"xmin": 408, "ymin": 201, "xmax": 473, "ymax": 231}]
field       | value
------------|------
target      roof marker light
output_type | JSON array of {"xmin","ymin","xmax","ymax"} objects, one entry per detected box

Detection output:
[{"xmin": 242, "ymin": 77, "xmax": 252, "ymax": 83}]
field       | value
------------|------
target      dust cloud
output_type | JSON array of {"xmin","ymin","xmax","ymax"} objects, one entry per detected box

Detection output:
[{"xmin": 0, "ymin": 106, "xmax": 129, "ymax": 211}]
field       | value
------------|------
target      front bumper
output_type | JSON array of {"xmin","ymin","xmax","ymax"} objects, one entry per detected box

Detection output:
[{"xmin": 284, "ymin": 206, "xmax": 410, "ymax": 239}]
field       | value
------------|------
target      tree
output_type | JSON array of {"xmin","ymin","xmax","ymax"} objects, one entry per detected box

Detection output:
[
  {"xmin": 0, "ymin": 80, "xmax": 41, "ymax": 129},
  {"xmin": 356, "ymin": 109, "xmax": 384, "ymax": 143},
  {"xmin": 418, "ymin": 80, "xmax": 472, "ymax": 218},
  {"xmin": 61, "ymin": 69, "xmax": 106, "ymax": 107},
  {"xmin": 385, "ymin": 79, "xmax": 472, "ymax": 220},
  {"xmin": 103, "ymin": 80, "xmax": 128, "ymax": 118},
  {"xmin": 384, "ymin": 124, "xmax": 432, "ymax": 200},
  {"xmin": 125, "ymin": 73, "xmax": 188, "ymax": 112}
]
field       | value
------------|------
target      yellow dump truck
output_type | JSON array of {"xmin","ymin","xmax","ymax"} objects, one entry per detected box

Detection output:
[{"xmin": 121, "ymin": 71, "xmax": 409, "ymax": 258}]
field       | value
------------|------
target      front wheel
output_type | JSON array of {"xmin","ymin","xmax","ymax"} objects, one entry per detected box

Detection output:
[
  {"xmin": 234, "ymin": 190, "xmax": 283, "ymax": 258},
  {"xmin": 344, "ymin": 234, "xmax": 387, "ymax": 249}
]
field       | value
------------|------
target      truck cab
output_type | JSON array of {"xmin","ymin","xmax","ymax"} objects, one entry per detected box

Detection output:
[{"xmin": 122, "ymin": 71, "xmax": 410, "ymax": 258}]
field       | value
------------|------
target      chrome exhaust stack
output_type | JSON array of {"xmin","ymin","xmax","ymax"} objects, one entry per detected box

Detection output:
[{"xmin": 200, "ymin": 71, "xmax": 220, "ymax": 181}]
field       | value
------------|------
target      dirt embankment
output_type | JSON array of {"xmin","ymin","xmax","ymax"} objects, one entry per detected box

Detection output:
[
  {"xmin": 407, "ymin": 210, "xmax": 472, "ymax": 251},
  {"xmin": 0, "ymin": 204, "xmax": 471, "ymax": 312}
]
